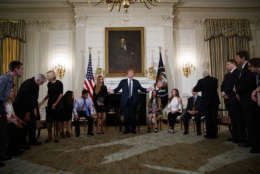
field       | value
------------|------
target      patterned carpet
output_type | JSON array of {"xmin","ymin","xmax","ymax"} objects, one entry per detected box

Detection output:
[{"xmin": 1, "ymin": 125, "xmax": 260, "ymax": 174}]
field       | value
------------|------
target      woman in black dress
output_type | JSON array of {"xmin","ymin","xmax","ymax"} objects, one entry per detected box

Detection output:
[
  {"xmin": 61, "ymin": 91, "xmax": 74, "ymax": 137},
  {"xmin": 40, "ymin": 71, "xmax": 63, "ymax": 143},
  {"xmin": 93, "ymin": 76, "xmax": 108, "ymax": 134}
]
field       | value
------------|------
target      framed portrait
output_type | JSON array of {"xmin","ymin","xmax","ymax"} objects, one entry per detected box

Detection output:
[{"xmin": 105, "ymin": 27, "xmax": 145, "ymax": 77}]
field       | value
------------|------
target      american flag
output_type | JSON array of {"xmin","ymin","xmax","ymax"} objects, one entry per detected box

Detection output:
[{"xmin": 84, "ymin": 52, "xmax": 95, "ymax": 101}]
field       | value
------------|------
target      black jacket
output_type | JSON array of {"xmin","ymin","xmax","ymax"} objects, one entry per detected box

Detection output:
[
  {"xmin": 221, "ymin": 68, "xmax": 240, "ymax": 98},
  {"xmin": 236, "ymin": 62, "xmax": 257, "ymax": 100},
  {"xmin": 185, "ymin": 95, "xmax": 202, "ymax": 113},
  {"xmin": 14, "ymin": 77, "xmax": 39, "ymax": 113},
  {"xmin": 114, "ymin": 79, "xmax": 147, "ymax": 107},
  {"xmin": 193, "ymin": 76, "xmax": 220, "ymax": 109}
]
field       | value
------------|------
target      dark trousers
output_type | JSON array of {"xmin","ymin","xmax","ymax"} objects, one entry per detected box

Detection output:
[
  {"xmin": 74, "ymin": 116, "xmax": 94, "ymax": 137},
  {"xmin": 28, "ymin": 115, "xmax": 37, "ymax": 144},
  {"xmin": 122, "ymin": 99, "xmax": 137, "ymax": 132},
  {"xmin": 168, "ymin": 112, "xmax": 181, "ymax": 130},
  {"xmin": 7, "ymin": 123, "xmax": 23, "ymax": 154},
  {"xmin": 240, "ymin": 97, "xmax": 257, "ymax": 146},
  {"xmin": 0, "ymin": 100, "xmax": 8, "ymax": 159},
  {"xmin": 252, "ymin": 106, "xmax": 260, "ymax": 149},
  {"xmin": 225, "ymin": 97, "xmax": 246, "ymax": 142},
  {"xmin": 183, "ymin": 113, "xmax": 201, "ymax": 133},
  {"xmin": 204, "ymin": 105, "xmax": 218, "ymax": 137}
]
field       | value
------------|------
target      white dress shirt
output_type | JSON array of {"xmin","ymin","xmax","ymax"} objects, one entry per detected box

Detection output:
[
  {"xmin": 128, "ymin": 78, "xmax": 133, "ymax": 97},
  {"xmin": 230, "ymin": 67, "xmax": 237, "ymax": 73},
  {"xmin": 5, "ymin": 102, "xmax": 17, "ymax": 124},
  {"xmin": 167, "ymin": 97, "xmax": 182, "ymax": 113},
  {"xmin": 242, "ymin": 61, "xmax": 248, "ymax": 69}
]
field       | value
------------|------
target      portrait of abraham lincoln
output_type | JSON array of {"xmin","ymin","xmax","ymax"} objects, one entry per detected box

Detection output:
[{"xmin": 105, "ymin": 27, "xmax": 145, "ymax": 77}]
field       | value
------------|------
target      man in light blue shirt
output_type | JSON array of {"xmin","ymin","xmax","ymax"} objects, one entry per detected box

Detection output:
[
  {"xmin": 0, "ymin": 61, "xmax": 23, "ymax": 167},
  {"xmin": 73, "ymin": 89, "xmax": 95, "ymax": 137}
]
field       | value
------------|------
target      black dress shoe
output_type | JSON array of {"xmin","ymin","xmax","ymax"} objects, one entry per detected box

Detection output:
[
  {"xmin": 131, "ymin": 130, "xmax": 136, "ymax": 134},
  {"xmin": 9, "ymin": 150, "xmax": 23, "ymax": 157},
  {"xmin": 250, "ymin": 148, "xmax": 260, "ymax": 154},
  {"xmin": 123, "ymin": 130, "xmax": 130, "ymax": 134},
  {"xmin": 0, "ymin": 162, "xmax": 5, "ymax": 168},
  {"xmin": 30, "ymin": 141, "xmax": 42, "ymax": 146},
  {"xmin": 0, "ymin": 155, "xmax": 11, "ymax": 161},
  {"xmin": 204, "ymin": 135, "xmax": 211, "ymax": 139},
  {"xmin": 20, "ymin": 144, "xmax": 30, "ymax": 150},
  {"xmin": 197, "ymin": 132, "xmax": 202, "ymax": 136},
  {"xmin": 88, "ymin": 132, "xmax": 94, "ymax": 136},
  {"xmin": 239, "ymin": 142, "xmax": 250, "ymax": 148},
  {"xmin": 204, "ymin": 135, "xmax": 217, "ymax": 139},
  {"xmin": 227, "ymin": 137, "xmax": 233, "ymax": 141}
]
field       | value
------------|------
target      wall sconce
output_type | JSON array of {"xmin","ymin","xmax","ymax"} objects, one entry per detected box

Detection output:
[
  {"xmin": 182, "ymin": 62, "xmax": 195, "ymax": 78},
  {"xmin": 54, "ymin": 64, "xmax": 66, "ymax": 79},
  {"xmin": 95, "ymin": 50, "xmax": 104, "ymax": 78},
  {"xmin": 95, "ymin": 67, "xmax": 104, "ymax": 77},
  {"xmin": 146, "ymin": 67, "xmax": 156, "ymax": 80}
]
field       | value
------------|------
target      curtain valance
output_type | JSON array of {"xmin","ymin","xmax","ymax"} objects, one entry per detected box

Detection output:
[
  {"xmin": 204, "ymin": 19, "xmax": 251, "ymax": 41},
  {"xmin": 0, "ymin": 19, "xmax": 26, "ymax": 42}
]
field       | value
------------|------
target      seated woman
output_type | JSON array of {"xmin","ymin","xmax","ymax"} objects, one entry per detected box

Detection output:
[
  {"xmin": 93, "ymin": 75, "xmax": 108, "ymax": 134},
  {"xmin": 5, "ymin": 88, "xmax": 25, "ymax": 156},
  {"xmin": 147, "ymin": 90, "xmax": 161, "ymax": 133},
  {"xmin": 167, "ymin": 89, "xmax": 182, "ymax": 133}
]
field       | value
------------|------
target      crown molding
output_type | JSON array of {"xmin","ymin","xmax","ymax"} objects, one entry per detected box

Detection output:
[
  {"xmin": 177, "ymin": 1, "xmax": 260, "ymax": 8},
  {"xmin": 0, "ymin": 1, "xmax": 71, "ymax": 8}
]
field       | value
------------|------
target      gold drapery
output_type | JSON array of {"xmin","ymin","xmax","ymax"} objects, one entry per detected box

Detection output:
[
  {"xmin": 205, "ymin": 18, "xmax": 251, "ymax": 109},
  {"xmin": 2, "ymin": 37, "xmax": 20, "ymax": 74},
  {"xmin": 0, "ymin": 19, "xmax": 26, "ymax": 90}
]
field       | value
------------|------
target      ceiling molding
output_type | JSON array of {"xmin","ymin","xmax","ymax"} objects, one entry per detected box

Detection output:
[{"xmin": 177, "ymin": 1, "xmax": 260, "ymax": 8}]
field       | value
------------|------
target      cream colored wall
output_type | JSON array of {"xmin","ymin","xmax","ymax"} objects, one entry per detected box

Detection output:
[
  {"xmin": 0, "ymin": 1, "xmax": 260, "ymax": 103},
  {"xmin": 173, "ymin": 7, "xmax": 260, "ymax": 102}
]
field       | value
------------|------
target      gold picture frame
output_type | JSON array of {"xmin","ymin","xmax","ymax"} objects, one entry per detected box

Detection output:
[{"xmin": 105, "ymin": 27, "xmax": 145, "ymax": 77}]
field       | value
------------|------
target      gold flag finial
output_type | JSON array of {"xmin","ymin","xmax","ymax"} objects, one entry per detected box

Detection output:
[{"xmin": 159, "ymin": 46, "xmax": 162, "ymax": 53}]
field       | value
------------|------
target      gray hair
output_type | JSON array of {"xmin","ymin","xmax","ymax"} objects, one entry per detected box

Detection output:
[
  {"xmin": 35, "ymin": 74, "xmax": 46, "ymax": 83},
  {"xmin": 203, "ymin": 70, "xmax": 210, "ymax": 77}
]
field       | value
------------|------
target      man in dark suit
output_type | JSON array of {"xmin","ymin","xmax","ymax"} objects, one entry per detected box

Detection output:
[
  {"xmin": 221, "ymin": 59, "xmax": 245, "ymax": 143},
  {"xmin": 235, "ymin": 51, "xmax": 258, "ymax": 153},
  {"xmin": 193, "ymin": 71, "xmax": 220, "ymax": 138},
  {"xmin": 13, "ymin": 74, "xmax": 46, "ymax": 147},
  {"xmin": 109, "ymin": 69, "xmax": 152, "ymax": 134},
  {"xmin": 183, "ymin": 91, "xmax": 202, "ymax": 135}
]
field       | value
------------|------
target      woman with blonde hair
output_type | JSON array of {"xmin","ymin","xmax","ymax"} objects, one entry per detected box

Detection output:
[
  {"xmin": 40, "ymin": 71, "xmax": 63, "ymax": 143},
  {"xmin": 167, "ymin": 88, "xmax": 182, "ymax": 133},
  {"xmin": 6, "ymin": 88, "xmax": 25, "ymax": 156},
  {"xmin": 93, "ymin": 75, "xmax": 108, "ymax": 134}
]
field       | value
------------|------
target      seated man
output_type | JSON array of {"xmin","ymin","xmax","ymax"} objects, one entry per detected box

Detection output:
[
  {"xmin": 73, "ymin": 89, "xmax": 95, "ymax": 137},
  {"xmin": 183, "ymin": 91, "xmax": 202, "ymax": 135}
]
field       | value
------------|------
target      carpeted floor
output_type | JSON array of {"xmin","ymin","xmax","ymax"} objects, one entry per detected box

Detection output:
[{"xmin": 1, "ymin": 124, "xmax": 260, "ymax": 174}]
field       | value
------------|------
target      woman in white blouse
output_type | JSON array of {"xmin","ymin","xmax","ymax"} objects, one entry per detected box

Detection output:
[
  {"xmin": 6, "ymin": 89, "xmax": 24, "ymax": 127},
  {"xmin": 167, "ymin": 89, "xmax": 182, "ymax": 133},
  {"xmin": 5, "ymin": 88, "xmax": 25, "ymax": 156}
]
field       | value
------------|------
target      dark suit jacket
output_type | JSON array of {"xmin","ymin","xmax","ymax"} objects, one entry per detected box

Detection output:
[
  {"xmin": 13, "ymin": 77, "xmax": 39, "ymax": 115},
  {"xmin": 114, "ymin": 79, "xmax": 147, "ymax": 107},
  {"xmin": 236, "ymin": 62, "xmax": 257, "ymax": 100},
  {"xmin": 193, "ymin": 76, "xmax": 220, "ymax": 110},
  {"xmin": 186, "ymin": 96, "xmax": 201, "ymax": 113},
  {"xmin": 221, "ymin": 68, "xmax": 240, "ymax": 98}
]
